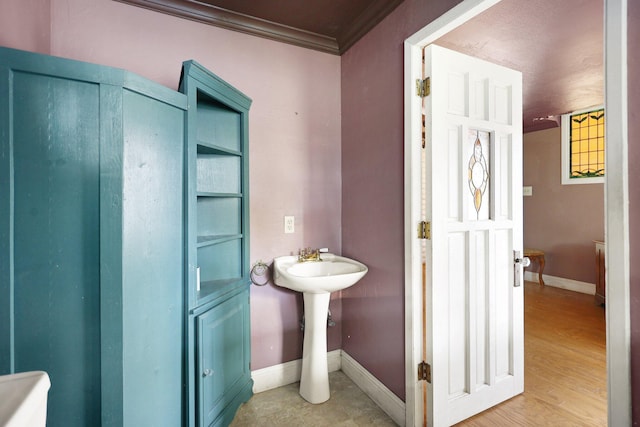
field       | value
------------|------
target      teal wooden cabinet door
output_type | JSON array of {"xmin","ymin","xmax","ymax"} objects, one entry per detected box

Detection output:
[
  {"xmin": 0, "ymin": 47, "xmax": 187, "ymax": 427},
  {"xmin": 197, "ymin": 289, "xmax": 251, "ymax": 427},
  {"xmin": 0, "ymin": 49, "xmax": 106, "ymax": 426},
  {"xmin": 100, "ymin": 85, "xmax": 186, "ymax": 427}
]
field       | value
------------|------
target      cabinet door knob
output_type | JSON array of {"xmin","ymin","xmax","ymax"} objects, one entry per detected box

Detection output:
[{"xmin": 203, "ymin": 369, "xmax": 214, "ymax": 377}]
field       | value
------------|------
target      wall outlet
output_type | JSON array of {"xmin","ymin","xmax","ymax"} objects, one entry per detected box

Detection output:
[
  {"xmin": 523, "ymin": 186, "xmax": 533, "ymax": 196},
  {"xmin": 284, "ymin": 216, "xmax": 295, "ymax": 234}
]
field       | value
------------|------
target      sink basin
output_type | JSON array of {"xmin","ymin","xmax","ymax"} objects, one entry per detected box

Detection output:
[
  {"xmin": 272, "ymin": 253, "xmax": 367, "ymax": 404},
  {"xmin": 273, "ymin": 254, "xmax": 368, "ymax": 294}
]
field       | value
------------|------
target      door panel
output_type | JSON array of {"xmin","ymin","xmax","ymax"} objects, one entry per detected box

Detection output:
[
  {"xmin": 424, "ymin": 44, "xmax": 523, "ymax": 426},
  {"xmin": 197, "ymin": 290, "xmax": 250, "ymax": 427}
]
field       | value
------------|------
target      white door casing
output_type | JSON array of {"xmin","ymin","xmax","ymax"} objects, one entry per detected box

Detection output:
[
  {"xmin": 423, "ymin": 44, "xmax": 523, "ymax": 426},
  {"xmin": 404, "ymin": 1, "xmax": 630, "ymax": 426}
]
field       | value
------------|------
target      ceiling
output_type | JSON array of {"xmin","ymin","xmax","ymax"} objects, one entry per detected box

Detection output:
[
  {"xmin": 435, "ymin": 0, "xmax": 604, "ymax": 133},
  {"xmin": 118, "ymin": 0, "xmax": 604, "ymax": 133}
]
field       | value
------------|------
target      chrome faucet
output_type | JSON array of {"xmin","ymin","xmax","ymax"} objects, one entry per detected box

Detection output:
[{"xmin": 298, "ymin": 247, "xmax": 322, "ymax": 262}]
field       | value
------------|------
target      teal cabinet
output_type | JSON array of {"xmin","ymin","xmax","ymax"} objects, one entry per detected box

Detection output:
[
  {"xmin": 0, "ymin": 48, "xmax": 251, "ymax": 427},
  {"xmin": 197, "ymin": 289, "xmax": 251, "ymax": 427},
  {"xmin": 180, "ymin": 61, "xmax": 253, "ymax": 427},
  {"xmin": 0, "ymin": 47, "xmax": 187, "ymax": 427}
]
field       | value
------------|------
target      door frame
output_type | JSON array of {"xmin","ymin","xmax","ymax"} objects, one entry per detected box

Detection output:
[{"xmin": 403, "ymin": 0, "xmax": 631, "ymax": 426}]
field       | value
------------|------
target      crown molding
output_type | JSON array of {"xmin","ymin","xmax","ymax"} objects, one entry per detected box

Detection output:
[
  {"xmin": 115, "ymin": 0, "xmax": 403, "ymax": 55},
  {"xmin": 115, "ymin": 0, "xmax": 340, "ymax": 54},
  {"xmin": 337, "ymin": 0, "xmax": 403, "ymax": 54}
]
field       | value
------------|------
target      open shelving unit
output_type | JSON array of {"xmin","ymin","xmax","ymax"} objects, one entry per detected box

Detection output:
[
  {"xmin": 182, "ymin": 69, "xmax": 252, "ymax": 306},
  {"xmin": 194, "ymin": 94, "xmax": 244, "ymax": 301},
  {"xmin": 180, "ymin": 60, "xmax": 253, "ymax": 427}
]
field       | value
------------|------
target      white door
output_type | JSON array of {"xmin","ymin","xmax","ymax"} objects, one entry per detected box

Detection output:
[{"xmin": 422, "ymin": 44, "xmax": 524, "ymax": 426}]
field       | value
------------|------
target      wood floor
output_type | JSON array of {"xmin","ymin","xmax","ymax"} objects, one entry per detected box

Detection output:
[{"xmin": 456, "ymin": 281, "xmax": 607, "ymax": 426}]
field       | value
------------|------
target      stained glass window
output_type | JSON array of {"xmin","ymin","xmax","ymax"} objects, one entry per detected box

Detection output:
[
  {"xmin": 569, "ymin": 108, "xmax": 605, "ymax": 179},
  {"xmin": 561, "ymin": 106, "xmax": 605, "ymax": 185}
]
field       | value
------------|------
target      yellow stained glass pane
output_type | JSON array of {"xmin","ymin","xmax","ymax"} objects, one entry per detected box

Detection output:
[
  {"xmin": 598, "ymin": 137, "xmax": 604, "ymax": 150},
  {"xmin": 598, "ymin": 152, "xmax": 605, "ymax": 163},
  {"xmin": 589, "ymin": 140, "xmax": 598, "ymax": 151},
  {"xmin": 572, "ymin": 143, "xmax": 580, "ymax": 154},
  {"xmin": 581, "ymin": 140, "xmax": 589, "ymax": 152},
  {"xmin": 580, "ymin": 152, "xmax": 589, "ymax": 165},
  {"xmin": 598, "ymin": 124, "xmax": 604, "ymax": 137},
  {"xmin": 572, "ymin": 154, "xmax": 580, "ymax": 165},
  {"xmin": 589, "ymin": 152, "xmax": 598, "ymax": 165},
  {"xmin": 580, "ymin": 128, "xmax": 589, "ymax": 140}
]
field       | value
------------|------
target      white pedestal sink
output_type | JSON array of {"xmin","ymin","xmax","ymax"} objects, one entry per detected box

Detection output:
[{"xmin": 273, "ymin": 253, "xmax": 368, "ymax": 404}]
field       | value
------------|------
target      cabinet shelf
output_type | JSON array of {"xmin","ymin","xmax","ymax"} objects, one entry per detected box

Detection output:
[
  {"xmin": 197, "ymin": 141, "xmax": 242, "ymax": 156},
  {"xmin": 197, "ymin": 191, "xmax": 242, "ymax": 198},
  {"xmin": 196, "ymin": 278, "xmax": 246, "ymax": 308},
  {"xmin": 197, "ymin": 234, "xmax": 242, "ymax": 248}
]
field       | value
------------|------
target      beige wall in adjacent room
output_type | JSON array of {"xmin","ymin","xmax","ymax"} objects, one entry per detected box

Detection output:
[{"xmin": 523, "ymin": 127, "xmax": 604, "ymax": 284}]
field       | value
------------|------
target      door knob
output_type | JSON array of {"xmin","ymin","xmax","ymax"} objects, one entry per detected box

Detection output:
[{"xmin": 513, "ymin": 250, "xmax": 529, "ymax": 287}]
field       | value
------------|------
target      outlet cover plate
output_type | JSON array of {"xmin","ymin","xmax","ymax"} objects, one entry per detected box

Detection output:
[{"xmin": 284, "ymin": 216, "xmax": 295, "ymax": 233}]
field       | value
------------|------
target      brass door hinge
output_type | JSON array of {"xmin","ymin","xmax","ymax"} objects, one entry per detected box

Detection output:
[
  {"xmin": 418, "ymin": 361, "xmax": 431, "ymax": 383},
  {"xmin": 418, "ymin": 221, "xmax": 431, "ymax": 240},
  {"xmin": 416, "ymin": 77, "xmax": 430, "ymax": 97}
]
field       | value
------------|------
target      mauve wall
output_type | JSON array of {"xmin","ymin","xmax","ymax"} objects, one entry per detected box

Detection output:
[
  {"xmin": 0, "ymin": 0, "xmax": 342, "ymax": 370},
  {"xmin": 341, "ymin": 0, "xmax": 462, "ymax": 400},
  {"xmin": 523, "ymin": 128, "xmax": 604, "ymax": 284},
  {"xmin": 629, "ymin": 0, "xmax": 640, "ymax": 422},
  {"xmin": 0, "ymin": 0, "xmax": 50, "ymax": 54}
]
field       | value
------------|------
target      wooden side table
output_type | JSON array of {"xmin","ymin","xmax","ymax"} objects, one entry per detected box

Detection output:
[{"xmin": 524, "ymin": 248, "xmax": 545, "ymax": 286}]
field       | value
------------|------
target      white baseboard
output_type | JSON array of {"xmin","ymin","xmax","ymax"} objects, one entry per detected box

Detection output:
[
  {"xmin": 251, "ymin": 349, "xmax": 341, "ymax": 393},
  {"xmin": 524, "ymin": 271, "xmax": 595, "ymax": 295},
  {"xmin": 341, "ymin": 351, "xmax": 406, "ymax": 427}
]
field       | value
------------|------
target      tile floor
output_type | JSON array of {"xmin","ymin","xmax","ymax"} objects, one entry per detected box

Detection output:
[{"xmin": 230, "ymin": 371, "xmax": 398, "ymax": 426}]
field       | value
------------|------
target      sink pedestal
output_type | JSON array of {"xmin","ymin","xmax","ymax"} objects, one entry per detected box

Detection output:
[
  {"xmin": 272, "ymin": 254, "xmax": 368, "ymax": 404},
  {"xmin": 299, "ymin": 292, "xmax": 331, "ymax": 404}
]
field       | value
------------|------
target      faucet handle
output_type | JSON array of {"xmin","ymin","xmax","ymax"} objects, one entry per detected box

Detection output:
[{"xmin": 319, "ymin": 248, "xmax": 329, "ymax": 253}]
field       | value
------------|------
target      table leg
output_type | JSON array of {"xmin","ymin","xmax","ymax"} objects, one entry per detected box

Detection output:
[{"xmin": 537, "ymin": 256, "xmax": 545, "ymax": 286}]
